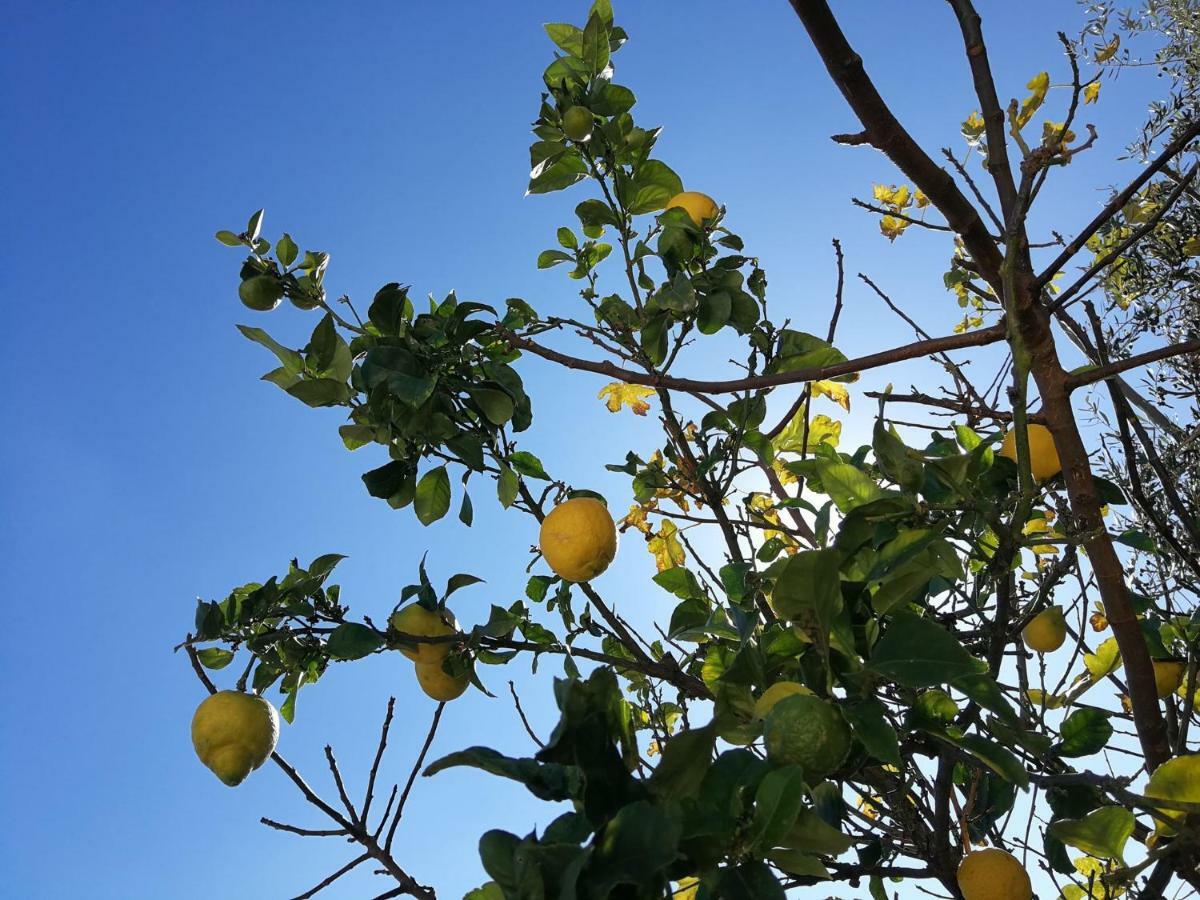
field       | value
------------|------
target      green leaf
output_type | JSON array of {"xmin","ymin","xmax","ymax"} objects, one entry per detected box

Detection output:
[
  {"xmin": 953, "ymin": 673, "xmax": 1018, "ymax": 727},
  {"xmin": 415, "ymin": 466, "xmax": 452, "ymax": 525},
  {"xmin": 653, "ymin": 567, "xmax": 702, "ymax": 600},
  {"xmin": 873, "ymin": 419, "xmax": 924, "ymax": 492},
  {"xmin": 868, "ymin": 611, "xmax": 984, "ymax": 687},
  {"xmin": 285, "ymin": 378, "xmax": 351, "ymax": 407},
  {"xmin": 1055, "ymin": 708, "xmax": 1113, "ymax": 758},
  {"xmin": 215, "ymin": 229, "xmax": 242, "ymax": 246},
  {"xmin": 326, "ymin": 623, "xmax": 384, "ymax": 660},
  {"xmin": 544, "ymin": 22, "xmax": 583, "ymax": 56},
  {"xmin": 768, "ymin": 330, "xmax": 848, "ymax": 376},
  {"xmin": 246, "ymin": 209, "xmax": 264, "ymax": 242},
  {"xmin": 591, "ymin": 83, "xmax": 635, "ymax": 116},
  {"xmin": 746, "ymin": 765, "xmax": 808, "ymax": 851},
  {"xmin": 509, "ymin": 450, "xmax": 550, "ymax": 480},
  {"xmin": 362, "ymin": 460, "xmax": 414, "ymax": 506},
  {"xmin": 589, "ymin": 801, "xmax": 681, "ymax": 896},
  {"xmin": 842, "ymin": 699, "xmax": 901, "ymax": 766},
  {"xmin": 650, "ymin": 724, "xmax": 716, "ymax": 799},
  {"xmin": 626, "ymin": 160, "xmax": 684, "ymax": 215},
  {"xmin": 769, "ymin": 550, "xmax": 841, "ymax": 669},
  {"xmin": 946, "ymin": 732, "xmax": 1029, "ymax": 788},
  {"xmin": 1048, "ymin": 806, "xmax": 1135, "ymax": 862},
  {"xmin": 459, "ymin": 491, "xmax": 473, "ymax": 526},
  {"xmin": 766, "ymin": 848, "xmax": 830, "ymax": 879},
  {"xmin": 497, "ymin": 466, "xmax": 519, "ymax": 508},
  {"xmin": 424, "ymin": 747, "xmax": 579, "ymax": 801},
  {"xmin": 580, "ymin": 11, "xmax": 610, "ymax": 74},
  {"xmin": 1116, "ymin": 529, "xmax": 1156, "ymax": 552},
  {"xmin": 717, "ymin": 861, "xmax": 786, "ymax": 900},
  {"xmin": 537, "ymin": 249, "xmax": 574, "ymax": 268},
  {"xmin": 237, "ymin": 325, "xmax": 303, "ymax": 374},
  {"xmin": 576, "ymin": 199, "xmax": 621, "ymax": 230},
  {"xmin": 276, "ymin": 232, "xmax": 299, "ymax": 267},
  {"xmin": 698, "ymin": 290, "xmax": 732, "ymax": 334},
  {"xmin": 197, "ymin": 648, "xmax": 235, "ymax": 670},
  {"xmin": 471, "ymin": 388, "xmax": 515, "ymax": 425},
  {"xmin": 780, "ymin": 808, "xmax": 854, "ymax": 855},
  {"xmin": 815, "ymin": 460, "xmax": 889, "ymax": 513},
  {"xmin": 463, "ymin": 883, "xmax": 504, "ymax": 900}
]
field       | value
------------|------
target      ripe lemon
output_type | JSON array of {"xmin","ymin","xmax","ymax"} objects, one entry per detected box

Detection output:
[
  {"xmin": 414, "ymin": 659, "xmax": 471, "ymax": 701},
  {"xmin": 1022, "ymin": 605, "xmax": 1067, "ymax": 653},
  {"xmin": 191, "ymin": 690, "xmax": 279, "ymax": 787},
  {"xmin": 562, "ymin": 105, "xmax": 594, "ymax": 142},
  {"xmin": 665, "ymin": 191, "xmax": 719, "ymax": 227},
  {"xmin": 1145, "ymin": 753, "xmax": 1200, "ymax": 839},
  {"xmin": 956, "ymin": 848, "xmax": 1032, "ymax": 900},
  {"xmin": 1153, "ymin": 659, "xmax": 1187, "ymax": 698},
  {"xmin": 389, "ymin": 604, "xmax": 457, "ymax": 664},
  {"xmin": 763, "ymin": 694, "xmax": 851, "ymax": 780},
  {"xmin": 539, "ymin": 497, "xmax": 617, "ymax": 582},
  {"xmin": 999, "ymin": 423, "xmax": 1061, "ymax": 481},
  {"xmin": 753, "ymin": 681, "xmax": 815, "ymax": 720}
]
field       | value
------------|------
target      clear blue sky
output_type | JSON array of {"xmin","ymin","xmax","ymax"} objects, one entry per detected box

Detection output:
[{"xmin": 1, "ymin": 2, "xmax": 1164, "ymax": 897}]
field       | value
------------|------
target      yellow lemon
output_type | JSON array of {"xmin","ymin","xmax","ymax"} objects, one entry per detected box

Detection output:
[
  {"xmin": 191, "ymin": 690, "xmax": 279, "ymax": 787},
  {"xmin": 999, "ymin": 423, "xmax": 1062, "ymax": 481},
  {"xmin": 1154, "ymin": 659, "xmax": 1187, "ymax": 698},
  {"xmin": 562, "ymin": 105, "xmax": 594, "ymax": 142},
  {"xmin": 1022, "ymin": 605, "xmax": 1067, "ymax": 653},
  {"xmin": 753, "ymin": 681, "xmax": 815, "ymax": 720},
  {"xmin": 414, "ymin": 659, "xmax": 471, "ymax": 702},
  {"xmin": 539, "ymin": 497, "xmax": 617, "ymax": 582},
  {"xmin": 389, "ymin": 604, "xmax": 457, "ymax": 664},
  {"xmin": 1145, "ymin": 754, "xmax": 1200, "ymax": 839},
  {"xmin": 956, "ymin": 848, "xmax": 1032, "ymax": 900},
  {"xmin": 665, "ymin": 191, "xmax": 719, "ymax": 227}
]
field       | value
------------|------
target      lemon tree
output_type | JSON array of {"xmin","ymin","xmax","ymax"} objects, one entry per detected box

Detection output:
[{"xmin": 181, "ymin": 2, "xmax": 1200, "ymax": 898}]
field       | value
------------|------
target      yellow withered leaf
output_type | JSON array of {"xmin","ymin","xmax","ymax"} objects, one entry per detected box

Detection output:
[
  {"xmin": 873, "ymin": 184, "xmax": 912, "ymax": 210},
  {"xmin": 647, "ymin": 520, "xmax": 685, "ymax": 572},
  {"xmin": 1095, "ymin": 35, "xmax": 1120, "ymax": 63},
  {"xmin": 880, "ymin": 215, "xmax": 910, "ymax": 241},
  {"xmin": 1083, "ymin": 81, "xmax": 1101, "ymax": 104},
  {"xmin": 812, "ymin": 380, "xmax": 851, "ymax": 412},
  {"xmin": 598, "ymin": 382, "xmax": 655, "ymax": 416}
]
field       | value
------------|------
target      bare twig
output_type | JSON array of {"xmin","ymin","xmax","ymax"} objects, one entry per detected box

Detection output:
[{"xmin": 508, "ymin": 681, "xmax": 545, "ymax": 748}]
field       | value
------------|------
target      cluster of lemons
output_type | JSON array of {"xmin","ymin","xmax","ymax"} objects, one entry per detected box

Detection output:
[
  {"xmin": 1006, "ymin": 424, "xmax": 1187, "ymax": 696},
  {"xmin": 191, "ymin": 497, "xmax": 620, "ymax": 786}
]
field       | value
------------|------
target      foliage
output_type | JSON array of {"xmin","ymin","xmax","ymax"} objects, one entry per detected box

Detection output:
[{"xmin": 182, "ymin": 2, "xmax": 1200, "ymax": 898}]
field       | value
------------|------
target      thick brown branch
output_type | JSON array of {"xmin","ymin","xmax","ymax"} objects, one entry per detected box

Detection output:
[{"xmin": 788, "ymin": 0, "xmax": 1004, "ymax": 285}]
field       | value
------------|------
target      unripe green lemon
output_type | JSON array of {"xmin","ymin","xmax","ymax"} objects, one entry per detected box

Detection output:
[
  {"xmin": 539, "ymin": 498, "xmax": 617, "ymax": 582},
  {"xmin": 388, "ymin": 604, "xmax": 457, "ymax": 664},
  {"xmin": 999, "ymin": 424, "xmax": 1061, "ymax": 481},
  {"xmin": 665, "ymin": 191, "xmax": 719, "ymax": 227},
  {"xmin": 763, "ymin": 694, "xmax": 851, "ymax": 780},
  {"xmin": 562, "ymin": 105, "xmax": 594, "ymax": 142},
  {"xmin": 238, "ymin": 275, "xmax": 284, "ymax": 312},
  {"xmin": 1022, "ymin": 605, "xmax": 1067, "ymax": 653},
  {"xmin": 753, "ymin": 681, "xmax": 815, "ymax": 720},
  {"xmin": 414, "ymin": 659, "xmax": 471, "ymax": 701},
  {"xmin": 956, "ymin": 848, "xmax": 1032, "ymax": 900},
  {"xmin": 191, "ymin": 690, "xmax": 279, "ymax": 787}
]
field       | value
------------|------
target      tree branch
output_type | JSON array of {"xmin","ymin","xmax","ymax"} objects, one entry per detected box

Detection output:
[
  {"xmin": 787, "ymin": 0, "xmax": 1004, "ymax": 285},
  {"xmin": 501, "ymin": 323, "xmax": 1006, "ymax": 395}
]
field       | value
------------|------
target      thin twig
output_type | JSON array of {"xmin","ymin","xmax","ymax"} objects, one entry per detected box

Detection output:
[
  {"xmin": 508, "ymin": 681, "xmax": 545, "ymax": 748},
  {"xmin": 386, "ymin": 702, "xmax": 446, "ymax": 852}
]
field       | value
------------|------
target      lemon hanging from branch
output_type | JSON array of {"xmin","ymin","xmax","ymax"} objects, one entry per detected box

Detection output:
[
  {"xmin": 999, "ymin": 423, "xmax": 1062, "ymax": 481},
  {"xmin": 665, "ymin": 191, "xmax": 719, "ymax": 227},
  {"xmin": 956, "ymin": 848, "xmax": 1032, "ymax": 900},
  {"xmin": 539, "ymin": 497, "xmax": 618, "ymax": 582},
  {"xmin": 389, "ymin": 603, "xmax": 458, "ymax": 664},
  {"xmin": 1022, "ymin": 605, "xmax": 1067, "ymax": 653},
  {"xmin": 192, "ymin": 690, "xmax": 279, "ymax": 787}
]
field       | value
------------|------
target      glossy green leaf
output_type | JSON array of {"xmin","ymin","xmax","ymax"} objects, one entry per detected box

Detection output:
[{"xmin": 414, "ymin": 466, "xmax": 452, "ymax": 525}]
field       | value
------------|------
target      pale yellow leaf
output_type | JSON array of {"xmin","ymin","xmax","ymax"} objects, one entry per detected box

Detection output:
[
  {"xmin": 812, "ymin": 380, "xmax": 851, "ymax": 412},
  {"xmin": 598, "ymin": 382, "xmax": 655, "ymax": 415},
  {"xmin": 647, "ymin": 520, "xmax": 685, "ymax": 572},
  {"xmin": 1083, "ymin": 81, "xmax": 1101, "ymax": 104},
  {"xmin": 1095, "ymin": 34, "xmax": 1120, "ymax": 63}
]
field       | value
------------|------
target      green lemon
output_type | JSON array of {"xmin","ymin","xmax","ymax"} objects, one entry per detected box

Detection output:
[
  {"xmin": 763, "ymin": 694, "xmax": 851, "ymax": 780},
  {"xmin": 238, "ymin": 275, "xmax": 283, "ymax": 311},
  {"xmin": 562, "ymin": 105, "xmax": 594, "ymax": 142}
]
